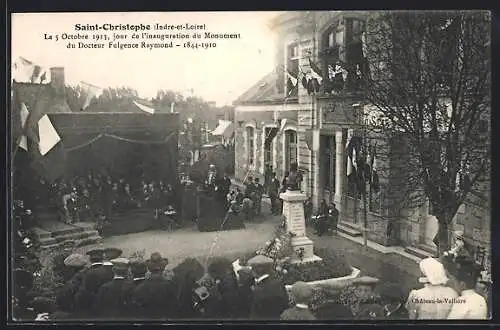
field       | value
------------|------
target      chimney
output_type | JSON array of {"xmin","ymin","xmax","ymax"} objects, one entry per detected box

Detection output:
[
  {"xmin": 48, "ymin": 67, "xmax": 72, "ymax": 113},
  {"xmin": 50, "ymin": 67, "xmax": 65, "ymax": 95}
]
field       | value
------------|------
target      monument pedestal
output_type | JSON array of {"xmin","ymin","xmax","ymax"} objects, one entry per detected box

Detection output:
[{"xmin": 280, "ymin": 190, "xmax": 322, "ymax": 264}]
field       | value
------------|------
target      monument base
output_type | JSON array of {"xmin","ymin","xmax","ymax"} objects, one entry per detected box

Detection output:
[
  {"xmin": 290, "ymin": 236, "xmax": 322, "ymax": 264},
  {"xmin": 280, "ymin": 190, "xmax": 322, "ymax": 265}
]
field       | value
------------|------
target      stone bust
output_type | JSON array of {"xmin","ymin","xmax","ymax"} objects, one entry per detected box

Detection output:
[{"xmin": 286, "ymin": 163, "xmax": 302, "ymax": 191}]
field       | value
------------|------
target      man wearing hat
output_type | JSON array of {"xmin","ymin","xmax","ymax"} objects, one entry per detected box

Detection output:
[
  {"xmin": 74, "ymin": 249, "xmax": 113, "ymax": 317},
  {"xmin": 253, "ymin": 178, "xmax": 264, "ymax": 217},
  {"xmin": 93, "ymin": 257, "xmax": 132, "ymax": 319},
  {"xmin": 55, "ymin": 253, "xmax": 88, "ymax": 314},
  {"xmin": 123, "ymin": 259, "xmax": 147, "ymax": 317},
  {"xmin": 131, "ymin": 252, "xmax": 177, "ymax": 320},
  {"xmin": 52, "ymin": 240, "xmax": 77, "ymax": 282},
  {"xmin": 350, "ymin": 276, "xmax": 383, "ymax": 318},
  {"xmin": 280, "ymin": 281, "xmax": 316, "ymax": 320},
  {"xmin": 447, "ymin": 257, "xmax": 488, "ymax": 319},
  {"xmin": 247, "ymin": 254, "xmax": 289, "ymax": 320},
  {"xmin": 377, "ymin": 283, "xmax": 409, "ymax": 320}
]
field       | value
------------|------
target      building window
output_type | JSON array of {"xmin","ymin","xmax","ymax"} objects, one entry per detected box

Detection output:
[
  {"xmin": 320, "ymin": 20, "xmax": 346, "ymax": 93},
  {"xmin": 345, "ymin": 17, "xmax": 365, "ymax": 90},
  {"xmin": 264, "ymin": 127, "xmax": 278, "ymax": 168},
  {"xmin": 321, "ymin": 135, "xmax": 335, "ymax": 192},
  {"xmin": 246, "ymin": 126, "xmax": 254, "ymax": 166},
  {"xmin": 285, "ymin": 129, "xmax": 298, "ymax": 172},
  {"xmin": 286, "ymin": 43, "xmax": 299, "ymax": 96}
]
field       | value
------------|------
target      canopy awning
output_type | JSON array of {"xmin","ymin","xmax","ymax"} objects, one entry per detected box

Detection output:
[{"xmin": 212, "ymin": 120, "xmax": 234, "ymax": 138}]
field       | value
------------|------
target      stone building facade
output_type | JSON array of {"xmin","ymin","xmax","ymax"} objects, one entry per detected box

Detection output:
[{"xmin": 233, "ymin": 11, "xmax": 490, "ymax": 263}]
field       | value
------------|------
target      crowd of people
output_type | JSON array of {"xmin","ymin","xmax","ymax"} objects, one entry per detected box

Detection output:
[
  {"xmin": 27, "ymin": 172, "xmax": 180, "ymax": 227},
  {"xmin": 12, "ymin": 247, "xmax": 291, "ymax": 321},
  {"xmin": 12, "ymin": 242, "xmax": 491, "ymax": 321}
]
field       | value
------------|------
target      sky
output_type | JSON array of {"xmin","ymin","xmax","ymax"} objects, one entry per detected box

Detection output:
[{"xmin": 11, "ymin": 12, "xmax": 280, "ymax": 106}]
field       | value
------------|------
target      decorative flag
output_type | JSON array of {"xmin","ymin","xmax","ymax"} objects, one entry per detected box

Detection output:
[
  {"xmin": 133, "ymin": 100, "xmax": 155, "ymax": 114},
  {"xmin": 347, "ymin": 152, "xmax": 353, "ymax": 176},
  {"xmin": 14, "ymin": 57, "xmax": 36, "ymax": 82},
  {"xmin": 328, "ymin": 65, "xmax": 336, "ymax": 80},
  {"xmin": 345, "ymin": 128, "xmax": 353, "ymax": 152},
  {"xmin": 37, "ymin": 115, "xmax": 61, "ymax": 156},
  {"xmin": 80, "ymin": 81, "xmax": 103, "ymax": 110},
  {"xmin": 286, "ymin": 70, "xmax": 298, "ymax": 87},
  {"xmin": 21, "ymin": 90, "xmax": 66, "ymax": 182},
  {"xmin": 352, "ymin": 148, "xmax": 358, "ymax": 171},
  {"xmin": 170, "ymin": 102, "xmax": 175, "ymax": 113},
  {"xmin": 371, "ymin": 148, "xmax": 379, "ymax": 192},
  {"xmin": 301, "ymin": 74, "xmax": 309, "ymax": 90},
  {"xmin": 278, "ymin": 118, "xmax": 288, "ymax": 136},
  {"xmin": 18, "ymin": 103, "xmax": 30, "ymax": 151},
  {"xmin": 308, "ymin": 58, "xmax": 323, "ymax": 84}
]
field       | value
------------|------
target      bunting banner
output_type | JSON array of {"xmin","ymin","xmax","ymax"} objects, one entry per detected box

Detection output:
[
  {"xmin": 13, "ymin": 57, "xmax": 48, "ymax": 83},
  {"xmin": 80, "ymin": 81, "xmax": 103, "ymax": 110},
  {"xmin": 133, "ymin": 100, "xmax": 155, "ymax": 114},
  {"xmin": 308, "ymin": 58, "xmax": 323, "ymax": 84},
  {"xmin": 286, "ymin": 70, "xmax": 298, "ymax": 87}
]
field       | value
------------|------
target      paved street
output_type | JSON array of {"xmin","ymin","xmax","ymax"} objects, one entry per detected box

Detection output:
[{"xmin": 70, "ymin": 203, "xmax": 419, "ymax": 295}]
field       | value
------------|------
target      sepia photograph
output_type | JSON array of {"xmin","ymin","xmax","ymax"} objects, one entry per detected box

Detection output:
[{"xmin": 9, "ymin": 10, "xmax": 491, "ymax": 322}]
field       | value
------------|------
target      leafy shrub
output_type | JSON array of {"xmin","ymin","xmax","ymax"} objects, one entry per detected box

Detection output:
[{"xmin": 279, "ymin": 248, "xmax": 352, "ymax": 285}]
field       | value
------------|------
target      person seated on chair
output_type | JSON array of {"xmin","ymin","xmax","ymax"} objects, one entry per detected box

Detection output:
[
  {"xmin": 313, "ymin": 200, "xmax": 330, "ymax": 236},
  {"xmin": 223, "ymin": 201, "xmax": 245, "ymax": 230}
]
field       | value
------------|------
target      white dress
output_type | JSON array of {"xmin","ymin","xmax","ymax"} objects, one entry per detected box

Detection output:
[
  {"xmin": 447, "ymin": 289, "xmax": 488, "ymax": 319},
  {"xmin": 405, "ymin": 284, "xmax": 459, "ymax": 320}
]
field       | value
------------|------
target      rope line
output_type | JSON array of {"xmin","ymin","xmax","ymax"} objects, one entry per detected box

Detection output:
[
  {"xmin": 65, "ymin": 132, "xmax": 177, "ymax": 152},
  {"xmin": 65, "ymin": 134, "xmax": 103, "ymax": 151}
]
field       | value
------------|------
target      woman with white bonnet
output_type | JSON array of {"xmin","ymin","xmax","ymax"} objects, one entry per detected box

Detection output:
[{"xmin": 405, "ymin": 257, "xmax": 458, "ymax": 319}]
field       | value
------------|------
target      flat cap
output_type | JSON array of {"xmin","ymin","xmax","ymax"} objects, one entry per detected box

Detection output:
[
  {"xmin": 247, "ymin": 254, "xmax": 274, "ymax": 267},
  {"xmin": 63, "ymin": 254, "xmax": 88, "ymax": 267},
  {"xmin": 352, "ymin": 276, "xmax": 380, "ymax": 286},
  {"xmin": 111, "ymin": 258, "xmax": 130, "ymax": 267},
  {"xmin": 104, "ymin": 247, "xmax": 123, "ymax": 260}
]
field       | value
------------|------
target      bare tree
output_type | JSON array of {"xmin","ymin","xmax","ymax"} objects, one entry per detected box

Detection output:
[{"xmin": 362, "ymin": 11, "xmax": 491, "ymax": 253}]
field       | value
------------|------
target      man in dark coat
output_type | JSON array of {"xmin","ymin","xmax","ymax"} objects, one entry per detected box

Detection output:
[
  {"xmin": 268, "ymin": 173, "xmax": 280, "ymax": 215},
  {"xmin": 247, "ymin": 255, "xmax": 289, "ymax": 320},
  {"xmin": 123, "ymin": 259, "xmax": 147, "ymax": 317},
  {"xmin": 74, "ymin": 249, "xmax": 113, "ymax": 318},
  {"xmin": 219, "ymin": 173, "xmax": 232, "ymax": 210},
  {"xmin": 130, "ymin": 252, "xmax": 177, "ymax": 320},
  {"xmin": 55, "ymin": 253, "xmax": 88, "ymax": 315},
  {"xmin": 244, "ymin": 177, "xmax": 255, "ymax": 198},
  {"xmin": 253, "ymin": 178, "xmax": 264, "ymax": 217},
  {"xmin": 92, "ymin": 258, "xmax": 133, "ymax": 320}
]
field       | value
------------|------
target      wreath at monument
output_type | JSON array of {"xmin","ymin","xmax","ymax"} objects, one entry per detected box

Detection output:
[{"xmin": 239, "ymin": 219, "xmax": 352, "ymax": 286}]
